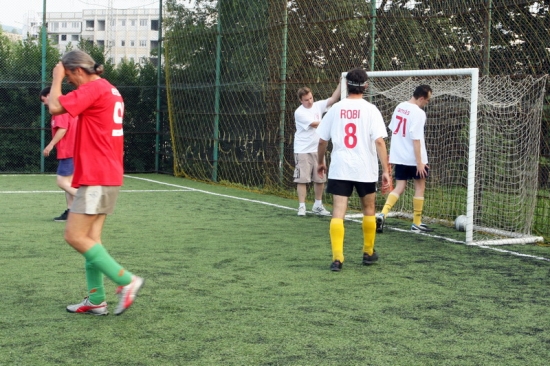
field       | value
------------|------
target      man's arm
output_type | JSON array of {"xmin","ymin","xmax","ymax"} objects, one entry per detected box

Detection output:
[
  {"xmin": 375, "ymin": 137, "xmax": 391, "ymax": 186},
  {"xmin": 413, "ymin": 139, "xmax": 428, "ymax": 178},
  {"xmin": 326, "ymin": 83, "xmax": 342, "ymax": 108},
  {"xmin": 317, "ymin": 139, "xmax": 329, "ymax": 178},
  {"xmin": 43, "ymin": 128, "xmax": 67, "ymax": 157}
]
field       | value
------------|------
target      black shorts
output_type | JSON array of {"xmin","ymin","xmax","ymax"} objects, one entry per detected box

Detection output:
[
  {"xmin": 394, "ymin": 164, "xmax": 429, "ymax": 180},
  {"xmin": 326, "ymin": 179, "xmax": 376, "ymax": 198}
]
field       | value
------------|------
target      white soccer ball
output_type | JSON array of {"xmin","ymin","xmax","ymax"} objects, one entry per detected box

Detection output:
[{"xmin": 455, "ymin": 215, "xmax": 467, "ymax": 232}]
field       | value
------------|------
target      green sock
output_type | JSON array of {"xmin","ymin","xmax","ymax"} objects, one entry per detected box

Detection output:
[
  {"xmin": 85, "ymin": 259, "xmax": 106, "ymax": 305},
  {"xmin": 83, "ymin": 243, "xmax": 133, "ymax": 287}
]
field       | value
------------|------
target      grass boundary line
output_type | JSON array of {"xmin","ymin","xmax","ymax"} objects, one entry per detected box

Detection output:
[{"xmin": 124, "ymin": 175, "xmax": 550, "ymax": 263}]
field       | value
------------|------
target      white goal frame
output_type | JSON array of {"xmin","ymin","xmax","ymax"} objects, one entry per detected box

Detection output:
[{"xmin": 340, "ymin": 68, "xmax": 544, "ymax": 245}]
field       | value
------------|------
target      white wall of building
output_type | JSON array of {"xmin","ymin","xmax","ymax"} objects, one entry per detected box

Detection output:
[{"xmin": 27, "ymin": 8, "xmax": 160, "ymax": 66}]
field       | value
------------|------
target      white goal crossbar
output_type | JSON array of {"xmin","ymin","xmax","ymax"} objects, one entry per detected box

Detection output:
[{"xmin": 340, "ymin": 68, "xmax": 544, "ymax": 245}]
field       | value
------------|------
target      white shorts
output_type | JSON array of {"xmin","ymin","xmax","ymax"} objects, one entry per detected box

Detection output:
[{"xmin": 71, "ymin": 186, "xmax": 121, "ymax": 215}]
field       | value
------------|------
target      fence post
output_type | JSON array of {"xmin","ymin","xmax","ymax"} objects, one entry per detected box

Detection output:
[
  {"xmin": 155, "ymin": 0, "xmax": 163, "ymax": 172},
  {"xmin": 278, "ymin": 4, "xmax": 289, "ymax": 184},
  {"xmin": 40, "ymin": 0, "xmax": 47, "ymax": 173},
  {"xmin": 212, "ymin": 1, "xmax": 222, "ymax": 182}
]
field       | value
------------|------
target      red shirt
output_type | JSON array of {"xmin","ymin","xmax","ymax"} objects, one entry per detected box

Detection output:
[
  {"xmin": 51, "ymin": 113, "xmax": 78, "ymax": 159},
  {"xmin": 59, "ymin": 78, "xmax": 124, "ymax": 188}
]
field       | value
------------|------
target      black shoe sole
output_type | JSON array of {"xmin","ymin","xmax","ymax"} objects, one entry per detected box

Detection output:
[{"xmin": 376, "ymin": 216, "xmax": 384, "ymax": 233}]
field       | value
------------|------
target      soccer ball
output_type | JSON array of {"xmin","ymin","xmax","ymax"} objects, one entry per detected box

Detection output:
[{"xmin": 455, "ymin": 215, "xmax": 467, "ymax": 232}]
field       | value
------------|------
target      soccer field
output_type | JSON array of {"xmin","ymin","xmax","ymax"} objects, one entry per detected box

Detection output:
[{"xmin": 1, "ymin": 173, "xmax": 549, "ymax": 365}]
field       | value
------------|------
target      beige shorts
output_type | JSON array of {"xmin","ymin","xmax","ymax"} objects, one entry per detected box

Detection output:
[
  {"xmin": 293, "ymin": 153, "xmax": 326, "ymax": 184},
  {"xmin": 71, "ymin": 186, "xmax": 121, "ymax": 215}
]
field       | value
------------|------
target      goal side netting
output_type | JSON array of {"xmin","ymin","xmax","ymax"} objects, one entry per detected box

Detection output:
[{"xmin": 341, "ymin": 68, "xmax": 547, "ymax": 245}]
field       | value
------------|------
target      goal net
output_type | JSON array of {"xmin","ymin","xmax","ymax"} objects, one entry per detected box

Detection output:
[{"xmin": 341, "ymin": 69, "xmax": 547, "ymax": 245}]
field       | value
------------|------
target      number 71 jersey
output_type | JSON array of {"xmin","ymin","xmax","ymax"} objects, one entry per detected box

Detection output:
[
  {"xmin": 388, "ymin": 101, "xmax": 428, "ymax": 166},
  {"xmin": 317, "ymin": 98, "xmax": 387, "ymax": 182}
]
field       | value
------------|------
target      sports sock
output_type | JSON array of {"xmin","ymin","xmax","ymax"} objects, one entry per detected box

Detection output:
[
  {"xmin": 362, "ymin": 216, "xmax": 376, "ymax": 256},
  {"xmin": 299, "ymin": 202, "xmax": 306, "ymax": 208},
  {"xmin": 83, "ymin": 243, "xmax": 133, "ymax": 287},
  {"xmin": 413, "ymin": 196, "xmax": 425, "ymax": 226},
  {"xmin": 382, "ymin": 192, "xmax": 399, "ymax": 216},
  {"xmin": 313, "ymin": 199, "xmax": 322, "ymax": 207},
  {"xmin": 330, "ymin": 218, "xmax": 345, "ymax": 262},
  {"xmin": 85, "ymin": 259, "xmax": 106, "ymax": 305}
]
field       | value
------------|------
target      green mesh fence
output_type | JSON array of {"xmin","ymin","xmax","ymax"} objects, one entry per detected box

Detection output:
[
  {"xmin": 163, "ymin": 0, "xmax": 550, "ymax": 239},
  {"xmin": 0, "ymin": 4, "xmax": 171, "ymax": 174}
]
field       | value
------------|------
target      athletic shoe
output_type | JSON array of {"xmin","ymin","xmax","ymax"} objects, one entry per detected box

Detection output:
[
  {"xmin": 330, "ymin": 260, "xmax": 343, "ymax": 272},
  {"xmin": 312, "ymin": 205, "xmax": 331, "ymax": 216},
  {"xmin": 375, "ymin": 213, "xmax": 385, "ymax": 233},
  {"xmin": 297, "ymin": 206, "xmax": 306, "ymax": 216},
  {"xmin": 54, "ymin": 209, "xmax": 69, "ymax": 222},
  {"xmin": 411, "ymin": 223, "xmax": 434, "ymax": 233},
  {"xmin": 362, "ymin": 251, "xmax": 379, "ymax": 265},
  {"xmin": 66, "ymin": 297, "xmax": 108, "ymax": 315},
  {"xmin": 114, "ymin": 276, "xmax": 145, "ymax": 315}
]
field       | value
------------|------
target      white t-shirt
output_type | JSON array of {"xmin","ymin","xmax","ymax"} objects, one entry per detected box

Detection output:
[
  {"xmin": 317, "ymin": 98, "xmax": 387, "ymax": 182},
  {"xmin": 294, "ymin": 99, "xmax": 329, "ymax": 153},
  {"xmin": 388, "ymin": 101, "xmax": 428, "ymax": 166}
]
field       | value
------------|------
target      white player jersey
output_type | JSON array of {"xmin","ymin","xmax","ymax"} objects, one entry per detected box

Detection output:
[
  {"xmin": 294, "ymin": 99, "xmax": 329, "ymax": 153},
  {"xmin": 317, "ymin": 98, "xmax": 387, "ymax": 182},
  {"xmin": 388, "ymin": 101, "xmax": 428, "ymax": 166}
]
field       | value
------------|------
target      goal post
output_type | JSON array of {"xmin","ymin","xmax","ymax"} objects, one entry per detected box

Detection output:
[{"xmin": 340, "ymin": 68, "xmax": 546, "ymax": 245}]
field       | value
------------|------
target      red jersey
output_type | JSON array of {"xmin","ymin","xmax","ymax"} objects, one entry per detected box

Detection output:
[
  {"xmin": 51, "ymin": 113, "xmax": 77, "ymax": 159},
  {"xmin": 59, "ymin": 78, "xmax": 124, "ymax": 188}
]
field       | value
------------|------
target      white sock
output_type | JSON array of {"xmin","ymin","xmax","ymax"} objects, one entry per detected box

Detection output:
[
  {"xmin": 299, "ymin": 202, "xmax": 306, "ymax": 208},
  {"xmin": 313, "ymin": 200, "xmax": 322, "ymax": 207}
]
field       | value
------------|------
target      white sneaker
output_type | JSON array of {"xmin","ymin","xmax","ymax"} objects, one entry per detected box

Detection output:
[
  {"xmin": 312, "ymin": 205, "xmax": 331, "ymax": 216},
  {"xmin": 114, "ymin": 276, "xmax": 145, "ymax": 315},
  {"xmin": 66, "ymin": 297, "xmax": 108, "ymax": 315},
  {"xmin": 297, "ymin": 206, "xmax": 306, "ymax": 216},
  {"xmin": 376, "ymin": 213, "xmax": 385, "ymax": 233},
  {"xmin": 411, "ymin": 223, "xmax": 434, "ymax": 233}
]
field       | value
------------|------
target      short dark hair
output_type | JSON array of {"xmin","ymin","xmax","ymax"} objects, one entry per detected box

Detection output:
[
  {"xmin": 297, "ymin": 87, "xmax": 312, "ymax": 101},
  {"xmin": 39, "ymin": 86, "xmax": 51, "ymax": 99},
  {"xmin": 413, "ymin": 85, "xmax": 432, "ymax": 99},
  {"xmin": 346, "ymin": 68, "xmax": 368, "ymax": 95}
]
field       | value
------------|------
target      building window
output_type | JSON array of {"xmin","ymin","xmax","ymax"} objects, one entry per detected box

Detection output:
[
  {"xmin": 71, "ymin": 35, "xmax": 79, "ymax": 41},
  {"xmin": 72, "ymin": 22, "xmax": 80, "ymax": 28},
  {"xmin": 130, "ymin": 19, "xmax": 136, "ymax": 26},
  {"xmin": 130, "ymin": 40, "xmax": 135, "ymax": 46},
  {"xmin": 139, "ymin": 19, "xmax": 147, "ymax": 26},
  {"xmin": 85, "ymin": 20, "xmax": 94, "ymax": 30},
  {"xmin": 61, "ymin": 34, "xmax": 67, "ymax": 41},
  {"xmin": 139, "ymin": 40, "xmax": 147, "ymax": 47},
  {"xmin": 121, "ymin": 19, "xmax": 126, "ymax": 26},
  {"xmin": 110, "ymin": 19, "xmax": 115, "ymax": 26},
  {"xmin": 98, "ymin": 20, "xmax": 105, "ymax": 31},
  {"xmin": 121, "ymin": 40, "xmax": 125, "ymax": 46},
  {"xmin": 97, "ymin": 40, "xmax": 105, "ymax": 47},
  {"xmin": 61, "ymin": 22, "xmax": 67, "ymax": 28},
  {"xmin": 151, "ymin": 20, "xmax": 159, "ymax": 31},
  {"xmin": 51, "ymin": 22, "xmax": 59, "ymax": 31}
]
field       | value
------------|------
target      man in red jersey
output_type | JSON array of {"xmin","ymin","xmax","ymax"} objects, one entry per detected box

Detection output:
[
  {"xmin": 40, "ymin": 86, "xmax": 78, "ymax": 222},
  {"xmin": 47, "ymin": 50, "xmax": 144, "ymax": 316}
]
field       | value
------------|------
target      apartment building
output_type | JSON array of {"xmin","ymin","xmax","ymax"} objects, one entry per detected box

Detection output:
[{"xmin": 28, "ymin": 8, "xmax": 160, "ymax": 66}]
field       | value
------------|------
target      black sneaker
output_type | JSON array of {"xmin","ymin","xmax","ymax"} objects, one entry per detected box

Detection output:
[
  {"xmin": 53, "ymin": 209, "xmax": 69, "ymax": 222},
  {"xmin": 411, "ymin": 223, "xmax": 434, "ymax": 233},
  {"xmin": 330, "ymin": 260, "xmax": 343, "ymax": 272},
  {"xmin": 362, "ymin": 251, "xmax": 379, "ymax": 265},
  {"xmin": 375, "ymin": 213, "xmax": 385, "ymax": 233}
]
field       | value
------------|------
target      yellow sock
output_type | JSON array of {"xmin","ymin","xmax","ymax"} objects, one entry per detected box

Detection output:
[
  {"xmin": 330, "ymin": 218, "xmax": 345, "ymax": 262},
  {"xmin": 413, "ymin": 196, "xmax": 425, "ymax": 226},
  {"xmin": 362, "ymin": 216, "xmax": 376, "ymax": 255},
  {"xmin": 382, "ymin": 192, "xmax": 399, "ymax": 216}
]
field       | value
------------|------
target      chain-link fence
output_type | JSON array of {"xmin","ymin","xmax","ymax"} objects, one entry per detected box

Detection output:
[
  {"xmin": 163, "ymin": 0, "xmax": 550, "ymax": 240},
  {"xmin": 0, "ymin": 3, "xmax": 171, "ymax": 174}
]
